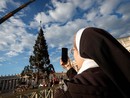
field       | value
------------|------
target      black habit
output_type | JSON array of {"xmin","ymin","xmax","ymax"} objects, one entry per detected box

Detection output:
[
  {"xmin": 54, "ymin": 67, "xmax": 123, "ymax": 98},
  {"xmin": 54, "ymin": 27, "xmax": 130, "ymax": 98},
  {"xmin": 80, "ymin": 27, "xmax": 130, "ymax": 97}
]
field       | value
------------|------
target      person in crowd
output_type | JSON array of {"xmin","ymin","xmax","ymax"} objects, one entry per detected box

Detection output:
[{"xmin": 54, "ymin": 27, "xmax": 130, "ymax": 98}]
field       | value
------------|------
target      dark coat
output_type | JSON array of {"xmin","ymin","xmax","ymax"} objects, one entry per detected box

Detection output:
[{"xmin": 54, "ymin": 67, "xmax": 123, "ymax": 98}]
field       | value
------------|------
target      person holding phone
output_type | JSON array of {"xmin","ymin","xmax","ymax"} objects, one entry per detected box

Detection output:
[
  {"xmin": 61, "ymin": 48, "xmax": 77, "ymax": 79},
  {"xmin": 54, "ymin": 27, "xmax": 130, "ymax": 98}
]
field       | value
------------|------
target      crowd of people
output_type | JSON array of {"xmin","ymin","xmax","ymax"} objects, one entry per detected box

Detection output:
[{"xmin": 14, "ymin": 72, "xmax": 63, "ymax": 93}]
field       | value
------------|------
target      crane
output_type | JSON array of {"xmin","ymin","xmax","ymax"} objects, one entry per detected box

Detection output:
[{"xmin": 0, "ymin": 0, "xmax": 35, "ymax": 24}]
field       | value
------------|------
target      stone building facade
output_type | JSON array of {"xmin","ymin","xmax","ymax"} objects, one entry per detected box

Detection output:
[
  {"xmin": 0, "ymin": 75, "xmax": 26, "ymax": 93},
  {"xmin": 117, "ymin": 36, "xmax": 130, "ymax": 52}
]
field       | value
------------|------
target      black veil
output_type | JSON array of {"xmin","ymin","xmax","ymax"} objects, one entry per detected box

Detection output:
[{"xmin": 79, "ymin": 27, "xmax": 130, "ymax": 97}]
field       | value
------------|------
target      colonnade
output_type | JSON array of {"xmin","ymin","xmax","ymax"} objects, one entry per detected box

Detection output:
[{"xmin": 0, "ymin": 75, "xmax": 25, "ymax": 93}]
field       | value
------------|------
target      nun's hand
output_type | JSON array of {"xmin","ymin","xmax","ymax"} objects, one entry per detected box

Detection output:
[{"xmin": 60, "ymin": 58, "xmax": 72, "ymax": 70}]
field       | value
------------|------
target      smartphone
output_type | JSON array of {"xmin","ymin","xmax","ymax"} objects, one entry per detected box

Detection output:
[{"xmin": 61, "ymin": 48, "xmax": 68, "ymax": 63}]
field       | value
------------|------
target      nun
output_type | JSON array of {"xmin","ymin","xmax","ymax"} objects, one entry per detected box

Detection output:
[{"xmin": 54, "ymin": 27, "xmax": 130, "ymax": 98}]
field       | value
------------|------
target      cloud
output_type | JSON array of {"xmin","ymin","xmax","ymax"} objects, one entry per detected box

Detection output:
[
  {"xmin": 0, "ymin": 0, "xmax": 20, "ymax": 14},
  {"xmin": 0, "ymin": 0, "xmax": 7, "ymax": 13},
  {"xmin": 49, "ymin": 0, "xmax": 76, "ymax": 22},
  {"xmin": 99, "ymin": 0, "xmax": 122, "ymax": 15},
  {"xmin": 36, "ymin": 12, "xmax": 53, "ymax": 24},
  {"xmin": 82, "ymin": 0, "xmax": 130, "ymax": 38},
  {"xmin": 30, "ymin": 12, "xmax": 53, "ymax": 28},
  {"xmin": 71, "ymin": 0, "xmax": 94, "ymax": 10},
  {"xmin": 29, "ymin": 0, "xmax": 130, "ymax": 57},
  {"xmin": 30, "ymin": 0, "xmax": 76, "ymax": 27},
  {"xmin": 49, "ymin": 49, "xmax": 60, "ymax": 62},
  {"xmin": 4, "ymin": 0, "xmax": 130, "ymax": 57},
  {"xmin": 0, "ymin": 57, "xmax": 6, "ymax": 62},
  {"xmin": 5, "ymin": 51, "xmax": 18, "ymax": 57},
  {"xmin": 117, "ymin": 2, "xmax": 130, "ymax": 21},
  {"xmin": 0, "ymin": 16, "xmax": 36, "ymax": 58},
  {"xmin": 84, "ymin": 8, "xmax": 100, "ymax": 21},
  {"xmin": 44, "ymin": 18, "xmax": 87, "ymax": 49}
]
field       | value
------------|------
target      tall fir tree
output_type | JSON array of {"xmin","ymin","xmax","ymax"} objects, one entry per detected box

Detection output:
[{"xmin": 28, "ymin": 27, "xmax": 50, "ymax": 83}]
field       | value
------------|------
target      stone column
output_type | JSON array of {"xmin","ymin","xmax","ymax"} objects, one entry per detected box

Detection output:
[
  {"xmin": 8, "ymin": 80, "xmax": 12, "ymax": 90},
  {"xmin": 2, "ymin": 80, "xmax": 5, "ymax": 91},
  {"xmin": 5, "ymin": 80, "xmax": 9, "ymax": 90},
  {"xmin": 0, "ymin": 80, "xmax": 2, "ymax": 90},
  {"xmin": 12, "ymin": 79, "xmax": 16, "ymax": 90}
]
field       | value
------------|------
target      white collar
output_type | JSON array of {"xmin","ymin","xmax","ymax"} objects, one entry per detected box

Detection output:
[{"xmin": 78, "ymin": 59, "xmax": 99, "ymax": 74}]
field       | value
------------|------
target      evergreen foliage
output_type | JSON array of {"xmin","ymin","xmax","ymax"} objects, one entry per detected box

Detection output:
[{"xmin": 21, "ymin": 28, "xmax": 51, "ymax": 81}]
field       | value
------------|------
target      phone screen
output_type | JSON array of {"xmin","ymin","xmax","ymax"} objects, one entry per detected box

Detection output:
[{"xmin": 61, "ymin": 48, "xmax": 68, "ymax": 63}]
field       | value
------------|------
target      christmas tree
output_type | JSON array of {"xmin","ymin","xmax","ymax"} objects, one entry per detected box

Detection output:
[
  {"xmin": 30, "ymin": 27, "xmax": 50, "ymax": 69},
  {"xmin": 21, "ymin": 26, "xmax": 52, "ymax": 85},
  {"xmin": 29, "ymin": 27, "xmax": 50, "ymax": 83}
]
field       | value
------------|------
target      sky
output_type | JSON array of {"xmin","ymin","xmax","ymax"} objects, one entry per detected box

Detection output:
[{"xmin": 0, "ymin": 0, "xmax": 130, "ymax": 75}]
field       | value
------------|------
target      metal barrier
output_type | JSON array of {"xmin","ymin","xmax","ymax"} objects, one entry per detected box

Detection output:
[{"xmin": 0, "ymin": 84, "xmax": 60, "ymax": 98}]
